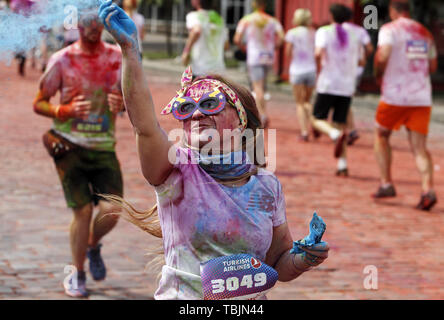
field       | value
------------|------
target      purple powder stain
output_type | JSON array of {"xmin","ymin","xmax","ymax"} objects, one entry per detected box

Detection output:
[
  {"xmin": 297, "ymin": 51, "xmax": 308, "ymax": 61},
  {"xmin": 335, "ymin": 24, "xmax": 348, "ymax": 49}
]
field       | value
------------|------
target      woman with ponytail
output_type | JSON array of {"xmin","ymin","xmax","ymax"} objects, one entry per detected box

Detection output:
[
  {"xmin": 98, "ymin": 1, "xmax": 329, "ymax": 300},
  {"xmin": 311, "ymin": 3, "xmax": 364, "ymax": 177}
]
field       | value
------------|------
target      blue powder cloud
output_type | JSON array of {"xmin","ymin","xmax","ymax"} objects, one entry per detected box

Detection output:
[{"xmin": 0, "ymin": 0, "xmax": 106, "ymax": 62}]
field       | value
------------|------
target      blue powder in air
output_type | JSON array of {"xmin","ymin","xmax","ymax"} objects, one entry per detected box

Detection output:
[{"xmin": 0, "ymin": 0, "xmax": 106, "ymax": 62}]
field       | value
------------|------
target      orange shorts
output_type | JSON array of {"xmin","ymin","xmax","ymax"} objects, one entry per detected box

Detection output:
[{"xmin": 375, "ymin": 101, "xmax": 431, "ymax": 135}]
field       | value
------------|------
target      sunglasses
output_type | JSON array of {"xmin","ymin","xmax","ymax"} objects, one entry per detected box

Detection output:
[{"xmin": 171, "ymin": 88, "xmax": 229, "ymax": 121}]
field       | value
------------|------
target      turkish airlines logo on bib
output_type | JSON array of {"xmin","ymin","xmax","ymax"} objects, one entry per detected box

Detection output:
[
  {"xmin": 200, "ymin": 254, "xmax": 278, "ymax": 300},
  {"xmin": 251, "ymin": 257, "xmax": 261, "ymax": 269}
]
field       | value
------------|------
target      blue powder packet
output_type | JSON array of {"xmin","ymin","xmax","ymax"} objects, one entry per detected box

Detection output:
[{"xmin": 290, "ymin": 212, "xmax": 326, "ymax": 254}]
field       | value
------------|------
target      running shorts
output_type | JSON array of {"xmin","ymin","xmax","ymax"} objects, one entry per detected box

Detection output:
[
  {"xmin": 248, "ymin": 65, "xmax": 270, "ymax": 82},
  {"xmin": 290, "ymin": 71, "xmax": 316, "ymax": 87},
  {"xmin": 54, "ymin": 146, "xmax": 123, "ymax": 209},
  {"xmin": 313, "ymin": 93, "xmax": 352, "ymax": 124},
  {"xmin": 375, "ymin": 101, "xmax": 431, "ymax": 135}
]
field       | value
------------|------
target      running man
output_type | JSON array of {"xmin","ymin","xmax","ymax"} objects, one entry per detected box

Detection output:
[
  {"xmin": 312, "ymin": 3, "xmax": 363, "ymax": 176},
  {"xmin": 234, "ymin": 0, "xmax": 284, "ymax": 127},
  {"xmin": 284, "ymin": 8, "xmax": 317, "ymax": 142},
  {"xmin": 181, "ymin": 0, "xmax": 228, "ymax": 77},
  {"xmin": 33, "ymin": 10, "xmax": 125, "ymax": 297},
  {"xmin": 372, "ymin": 0, "xmax": 438, "ymax": 211}
]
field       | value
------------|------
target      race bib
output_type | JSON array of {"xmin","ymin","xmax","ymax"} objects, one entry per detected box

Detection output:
[
  {"xmin": 258, "ymin": 52, "xmax": 273, "ymax": 65},
  {"xmin": 200, "ymin": 254, "xmax": 278, "ymax": 300},
  {"xmin": 71, "ymin": 114, "xmax": 110, "ymax": 134},
  {"xmin": 406, "ymin": 40, "xmax": 428, "ymax": 59}
]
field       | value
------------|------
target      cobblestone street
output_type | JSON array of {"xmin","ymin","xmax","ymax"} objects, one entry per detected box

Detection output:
[{"xmin": 0, "ymin": 61, "xmax": 443, "ymax": 300}]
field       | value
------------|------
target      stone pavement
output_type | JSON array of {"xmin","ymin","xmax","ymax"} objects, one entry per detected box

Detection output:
[{"xmin": 0, "ymin": 61, "xmax": 443, "ymax": 300}]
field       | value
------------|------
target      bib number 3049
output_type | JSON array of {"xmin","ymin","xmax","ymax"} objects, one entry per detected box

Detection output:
[
  {"xmin": 200, "ymin": 254, "xmax": 278, "ymax": 300},
  {"xmin": 211, "ymin": 272, "xmax": 267, "ymax": 293}
]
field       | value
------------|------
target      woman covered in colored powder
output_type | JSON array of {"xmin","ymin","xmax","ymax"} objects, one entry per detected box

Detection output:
[
  {"xmin": 98, "ymin": 1, "xmax": 329, "ymax": 300},
  {"xmin": 284, "ymin": 8, "xmax": 317, "ymax": 142}
]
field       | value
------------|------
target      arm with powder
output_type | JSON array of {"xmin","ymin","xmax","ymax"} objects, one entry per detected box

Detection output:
[
  {"xmin": 99, "ymin": 0, "xmax": 173, "ymax": 186},
  {"xmin": 266, "ymin": 222, "xmax": 329, "ymax": 282},
  {"xmin": 33, "ymin": 60, "xmax": 91, "ymax": 121}
]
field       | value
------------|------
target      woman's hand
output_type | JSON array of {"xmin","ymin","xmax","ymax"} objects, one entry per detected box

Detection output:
[
  {"xmin": 293, "ymin": 242, "xmax": 329, "ymax": 271},
  {"xmin": 99, "ymin": 0, "xmax": 138, "ymax": 50}
]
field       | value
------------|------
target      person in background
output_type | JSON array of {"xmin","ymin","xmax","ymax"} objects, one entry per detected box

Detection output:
[
  {"xmin": 312, "ymin": 3, "xmax": 363, "ymax": 177},
  {"xmin": 234, "ymin": 0, "xmax": 284, "ymax": 128},
  {"xmin": 33, "ymin": 10, "xmax": 125, "ymax": 297},
  {"xmin": 181, "ymin": 0, "xmax": 228, "ymax": 77},
  {"xmin": 284, "ymin": 8, "xmax": 317, "ymax": 142},
  {"xmin": 122, "ymin": 0, "xmax": 145, "ymax": 56},
  {"xmin": 343, "ymin": 6, "xmax": 374, "ymax": 146},
  {"xmin": 10, "ymin": 0, "xmax": 35, "ymax": 76},
  {"xmin": 0, "ymin": 0, "xmax": 8, "ymax": 10},
  {"xmin": 372, "ymin": 0, "xmax": 437, "ymax": 211}
]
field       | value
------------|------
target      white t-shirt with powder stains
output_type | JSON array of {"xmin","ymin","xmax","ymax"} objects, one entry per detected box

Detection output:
[
  {"xmin": 315, "ymin": 23, "xmax": 362, "ymax": 97},
  {"xmin": 285, "ymin": 26, "xmax": 316, "ymax": 76},
  {"xmin": 153, "ymin": 147, "xmax": 287, "ymax": 300},
  {"xmin": 186, "ymin": 10, "xmax": 228, "ymax": 76},
  {"xmin": 378, "ymin": 17, "xmax": 436, "ymax": 107},
  {"xmin": 236, "ymin": 12, "xmax": 284, "ymax": 67}
]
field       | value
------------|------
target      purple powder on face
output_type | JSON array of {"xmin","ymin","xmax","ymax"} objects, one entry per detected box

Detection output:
[{"xmin": 336, "ymin": 24, "xmax": 348, "ymax": 48}]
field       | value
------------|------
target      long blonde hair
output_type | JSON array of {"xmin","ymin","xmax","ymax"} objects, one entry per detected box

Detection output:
[{"xmin": 103, "ymin": 74, "xmax": 263, "ymax": 239}]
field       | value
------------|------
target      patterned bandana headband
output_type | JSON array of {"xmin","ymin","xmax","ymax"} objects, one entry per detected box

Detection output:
[{"xmin": 161, "ymin": 67, "xmax": 248, "ymax": 130}]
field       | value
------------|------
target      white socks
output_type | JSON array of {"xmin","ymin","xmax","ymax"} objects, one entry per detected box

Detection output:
[
  {"xmin": 329, "ymin": 129, "xmax": 341, "ymax": 141},
  {"xmin": 337, "ymin": 157, "xmax": 347, "ymax": 171}
]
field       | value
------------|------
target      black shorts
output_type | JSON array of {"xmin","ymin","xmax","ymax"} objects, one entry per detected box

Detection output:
[
  {"xmin": 313, "ymin": 93, "xmax": 352, "ymax": 124},
  {"xmin": 54, "ymin": 147, "xmax": 123, "ymax": 209}
]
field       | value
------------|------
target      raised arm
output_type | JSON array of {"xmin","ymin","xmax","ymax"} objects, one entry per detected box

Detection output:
[{"xmin": 99, "ymin": 1, "xmax": 173, "ymax": 186}]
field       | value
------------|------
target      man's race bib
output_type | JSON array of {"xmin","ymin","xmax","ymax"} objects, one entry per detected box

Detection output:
[
  {"xmin": 406, "ymin": 40, "xmax": 428, "ymax": 59},
  {"xmin": 71, "ymin": 114, "xmax": 110, "ymax": 134},
  {"xmin": 200, "ymin": 254, "xmax": 278, "ymax": 300}
]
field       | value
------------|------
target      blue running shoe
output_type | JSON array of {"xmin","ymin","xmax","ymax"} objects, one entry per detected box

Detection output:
[
  {"xmin": 64, "ymin": 270, "xmax": 88, "ymax": 298},
  {"xmin": 87, "ymin": 244, "xmax": 107, "ymax": 281}
]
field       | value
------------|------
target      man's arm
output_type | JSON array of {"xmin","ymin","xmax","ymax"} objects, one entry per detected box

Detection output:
[
  {"xmin": 314, "ymin": 28, "xmax": 326, "ymax": 75},
  {"xmin": 315, "ymin": 47, "xmax": 325, "ymax": 76},
  {"xmin": 33, "ymin": 60, "xmax": 91, "ymax": 121},
  {"xmin": 429, "ymin": 40, "xmax": 438, "ymax": 74},
  {"xmin": 430, "ymin": 57, "xmax": 438, "ymax": 74},
  {"xmin": 34, "ymin": 91, "xmax": 91, "ymax": 121},
  {"xmin": 374, "ymin": 44, "xmax": 392, "ymax": 81},
  {"xmin": 181, "ymin": 26, "xmax": 201, "ymax": 66},
  {"xmin": 233, "ymin": 20, "xmax": 246, "ymax": 50},
  {"xmin": 364, "ymin": 42, "xmax": 374, "ymax": 57},
  {"xmin": 275, "ymin": 22, "xmax": 285, "ymax": 49}
]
